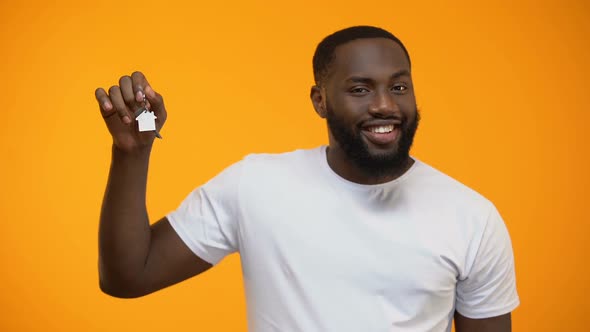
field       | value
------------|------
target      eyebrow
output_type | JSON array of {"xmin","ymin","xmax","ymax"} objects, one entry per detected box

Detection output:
[{"xmin": 346, "ymin": 69, "xmax": 411, "ymax": 83}]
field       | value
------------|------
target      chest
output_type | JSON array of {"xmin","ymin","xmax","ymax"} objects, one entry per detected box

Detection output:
[{"xmin": 238, "ymin": 183, "xmax": 463, "ymax": 298}]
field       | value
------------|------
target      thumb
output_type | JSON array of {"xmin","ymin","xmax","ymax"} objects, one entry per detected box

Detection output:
[{"xmin": 144, "ymin": 85, "xmax": 167, "ymax": 123}]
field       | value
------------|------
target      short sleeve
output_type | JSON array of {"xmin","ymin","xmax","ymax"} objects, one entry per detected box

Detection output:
[
  {"xmin": 455, "ymin": 205, "xmax": 520, "ymax": 318},
  {"xmin": 166, "ymin": 160, "xmax": 244, "ymax": 265}
]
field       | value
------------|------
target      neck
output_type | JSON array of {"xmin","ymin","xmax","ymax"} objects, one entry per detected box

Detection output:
[{"xmin": 325, "ymin": 146, "xmax": 414, "ymax": 185}]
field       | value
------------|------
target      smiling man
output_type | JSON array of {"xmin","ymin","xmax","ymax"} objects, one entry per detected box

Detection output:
[
  {"xmin": 96, "ymin": 26, "xmax": 519, "ymax": 332},
  {"xmin": 312, "ymin": 35, "xmax": 419, "ymax": 184}
]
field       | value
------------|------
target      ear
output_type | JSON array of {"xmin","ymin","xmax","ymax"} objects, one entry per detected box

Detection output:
[{"xmin": 310, "ymin": 85, "xmax": 327, "ymax": 119}]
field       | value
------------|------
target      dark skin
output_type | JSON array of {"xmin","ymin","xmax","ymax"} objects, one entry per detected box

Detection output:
[
  {"xmin": 96, "ymin": 41, "xmax": 512, "ymax": 330},
  {"xmin": 95, "ymin": 72, "xmax": 211, "ymax": 298},
  {"xmin": 311, "ymin": 38, "xmax": 417, "ymax": 185},
  {"xmin": 310, "ymin": 38, "xmax": 512, "ymax": 331}
]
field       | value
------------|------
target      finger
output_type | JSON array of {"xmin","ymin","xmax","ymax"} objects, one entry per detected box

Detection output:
[
  {"xmin": 95, "ymin": 88, "xmax": 114, "ymax": 117},
  {"xmin": 131, "ymin": 71, "xmax": 148, "ymax": 102},
  {"xmin": 145, "ymin": 85, "xmax": 167, "ymax": 122},
  {"xmin": 108, "ymin": 86, "xmax": 132, "ymax": 124},
  {"xmin": 118, "ymin": 75, "xmax": 135, "ymax": 107}
]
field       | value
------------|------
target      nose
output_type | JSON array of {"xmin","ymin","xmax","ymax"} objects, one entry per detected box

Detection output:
[{"xmin": 368, "ymin": 90, "xmax": 399, "ymax": 118}]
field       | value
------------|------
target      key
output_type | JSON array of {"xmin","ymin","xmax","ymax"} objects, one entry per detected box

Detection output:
[{"xmin": 134, "ymin": 93, "xmax": 162, "ymax": 139}]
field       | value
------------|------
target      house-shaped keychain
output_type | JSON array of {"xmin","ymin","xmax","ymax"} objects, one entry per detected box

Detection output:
[{"xmin": 136, "ymin": 110, "xmax": 157, "ymax": 132}]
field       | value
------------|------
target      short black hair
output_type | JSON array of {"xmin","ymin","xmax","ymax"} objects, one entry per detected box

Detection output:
[{"xmin": 312, "ymin": 26, "xmax": 411, "ymax": 86}]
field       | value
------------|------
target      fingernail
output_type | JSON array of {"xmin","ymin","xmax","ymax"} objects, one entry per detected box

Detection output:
[
  {"xmin": 145, "ymin": 86, "xmax": 155, "ymax": 98},
  {"xmin": 104, "ymin": 101, "xmax": 112, "ymax": 110},
  {"xmin": 136, "ymin": 91, "xmax": 144, "ymax": 102},
  {"xmin": 123, "ymin": 115, "xmax": 131, "ymax": 124}
]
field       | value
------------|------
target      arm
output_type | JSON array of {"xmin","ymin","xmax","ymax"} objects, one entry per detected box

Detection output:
[
  {"xmin": 455, "ymin": 311, "xmax": 511, "ymax": 332},
  {"xmin": 96, "ymin": 72, "xmax": 211, "ymax": 298},
  {"xmin": 454, "ymin": 205, "xmax": 519, "ymax": 331}
]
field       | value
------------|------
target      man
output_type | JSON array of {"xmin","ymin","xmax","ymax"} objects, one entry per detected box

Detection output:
[{"xmin": 95, "ymin": 26, "xmax": 519, "ymax": 331}]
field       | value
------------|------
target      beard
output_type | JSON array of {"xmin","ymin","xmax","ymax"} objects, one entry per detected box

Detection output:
[{"xmin": 326, "ymin": 102, "xmax": 420, "ymax": 178}]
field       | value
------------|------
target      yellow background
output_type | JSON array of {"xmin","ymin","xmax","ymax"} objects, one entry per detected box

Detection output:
[{"xmin": 0, "ymin": 0, "xmax": 588, "ymax": 330}]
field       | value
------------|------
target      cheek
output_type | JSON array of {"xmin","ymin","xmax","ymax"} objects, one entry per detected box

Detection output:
[
  {"xmin": 336, "ymin": 97, "xmax": 368, "ymax": 115},
  {"xmin": 397, "ymin": 96, "xmax": 417, "ymax": 113}
]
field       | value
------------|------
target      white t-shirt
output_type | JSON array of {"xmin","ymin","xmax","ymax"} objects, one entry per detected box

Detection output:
[{"xmin": 167, "ymin": 146, "xmax": 519, "ymax": 332}]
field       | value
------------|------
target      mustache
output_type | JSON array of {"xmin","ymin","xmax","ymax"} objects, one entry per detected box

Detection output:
[{"xmin": 356, "ymin": 107, "xmax": 420, "ymax": 129}]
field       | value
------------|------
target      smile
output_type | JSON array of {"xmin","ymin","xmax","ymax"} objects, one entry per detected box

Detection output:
[
  {"xmin": 361, "ymin": 124, "xmax": 400, "ymax": 146},
  {"xmin": 368, "ymin": 125, "xmax": 395, "ymax": 134}
]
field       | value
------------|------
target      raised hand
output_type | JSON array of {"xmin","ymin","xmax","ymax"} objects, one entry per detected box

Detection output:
[{"xmin": 95, "ymin": 71, "xmax": 167, "ymax": 152}]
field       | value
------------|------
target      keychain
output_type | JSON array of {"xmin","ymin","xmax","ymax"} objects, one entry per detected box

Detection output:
[{"xmin": 134, "ymin": 93, "xmax": 162, "ymax": 139}]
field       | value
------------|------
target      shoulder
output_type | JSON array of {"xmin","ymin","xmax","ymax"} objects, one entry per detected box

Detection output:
[
  {"xmin": 407, "ymin": 158, "xmax": 495, "ymax": 215},
  {"xmin": 241, "ymin": 147, "xmax": 322, "ymax": 174},
  {"xmin": 244, "ymin": 147, "xmax": 321, "ymax": 164}
]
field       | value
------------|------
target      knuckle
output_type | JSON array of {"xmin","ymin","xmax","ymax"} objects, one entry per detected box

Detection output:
[
  {"xmin": 131, "ymin": 71, "xmax": 144, "ymax": 80},
  {"xmin": 155, "ymin": 93, "xmax": 164, "ymax": 104},
  {"xmin": 94, "ymin": 87, "xmax": 104, "ymax": 98},
  {"xmin": 123, "ymin": 94, "xmax": 134, "ymax": 104},
  {"xmin": 118, "ymin": 75, "xmax": 131, "ymax": 86},
  {"xmin": 108, "ymin": 85, "xmax": 120, "ymax": 94}
]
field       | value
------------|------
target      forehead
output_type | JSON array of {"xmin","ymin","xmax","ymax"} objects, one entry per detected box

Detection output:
[{"xmin": 329, "ymin": 38, "xmax": 410, "ymax": 80}]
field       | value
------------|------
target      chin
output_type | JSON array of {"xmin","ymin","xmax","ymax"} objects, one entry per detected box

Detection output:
[{"xmin": 363, "ymin": 139, "xmax": 400, "ymax": 157}]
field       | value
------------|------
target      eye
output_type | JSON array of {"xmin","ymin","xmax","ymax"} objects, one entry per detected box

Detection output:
[
  {"xmin": 391, "ymin": 84, "xmax": 408, "ymax": 93},
  {"xmin": 350, "ymin": 87, "xmax": 369, "ymax": 94}
]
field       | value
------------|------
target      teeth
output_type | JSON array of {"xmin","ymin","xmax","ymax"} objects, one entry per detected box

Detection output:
[{"xmin": 370, "ymin": 125, "xmax": 394, "ymax": 133}]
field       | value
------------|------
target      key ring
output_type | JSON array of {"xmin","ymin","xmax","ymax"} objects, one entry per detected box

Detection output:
[{"xmin": 134, "ymin": 92, "xmax": 162, "ymax": 139}]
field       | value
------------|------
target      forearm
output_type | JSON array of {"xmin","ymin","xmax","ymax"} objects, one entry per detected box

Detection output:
[
  {"xmin": 99, "ymin": 144, "xmax": 153, "ymax": 296},
  {"xmin": 454, "ymin": 312, "xmax": 512, "ymax": 332}
]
